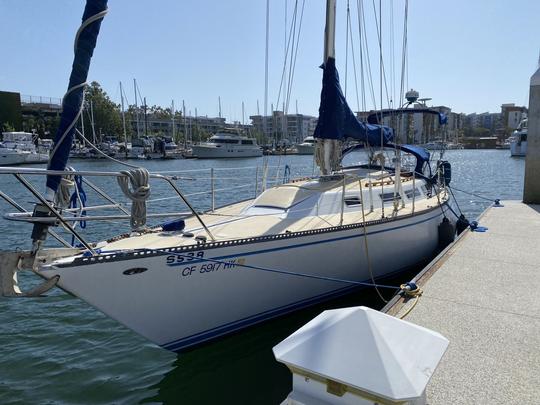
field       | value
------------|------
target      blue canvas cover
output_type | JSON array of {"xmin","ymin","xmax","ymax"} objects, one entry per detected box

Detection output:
[
  {"xmin": 314, "ymin": 58, "xmax": 393, "ymax": 146},
  {"xmin": 395, "ymin": 144, "xmax": 430, "ymax": 174},
  {"xmin": 46, "ymin": 0, "xmax": 108, "ymax": 193},
  {"xmin": 367, "ymin": 108, "xmax": 448, "ymax": 126}
]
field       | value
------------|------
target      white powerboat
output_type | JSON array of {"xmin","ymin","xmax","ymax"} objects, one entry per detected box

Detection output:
[
  {"xmin": 191, "ymin": 131, "xmax": 262, "ymax": 158},
  {"xmin": 295, "ymin": 136, "xmax": 316, "ymax": 155},
  {"xmin": 0, "ymin": 132, "xmax": 49, "ymax": 165},
  {"xmin": 510, "ymin": 118, "xmax": 527, "ymax": 157}
]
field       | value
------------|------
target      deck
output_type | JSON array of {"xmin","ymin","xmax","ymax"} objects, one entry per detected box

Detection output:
[{"xmin": 384, "ymin": 201, "xmax": 540, "ymax": 404}]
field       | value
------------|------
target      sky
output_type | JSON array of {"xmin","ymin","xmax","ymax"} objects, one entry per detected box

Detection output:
[{"xmin": 1, "ymin": 0, "xmax": 539, "ymax": 122}]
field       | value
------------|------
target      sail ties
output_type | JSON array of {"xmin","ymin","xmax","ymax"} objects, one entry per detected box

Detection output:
[{"xmin": 117, "ymin": 168, "xmax": 151, "ymax": 230}]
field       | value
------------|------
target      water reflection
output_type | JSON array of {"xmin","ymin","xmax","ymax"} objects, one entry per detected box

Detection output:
[{"xmin": 143, "ymin": 269, "xmax": 416, "ymax": 405}]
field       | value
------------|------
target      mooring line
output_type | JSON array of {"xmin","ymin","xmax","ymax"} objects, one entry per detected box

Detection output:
[{"xmin": 157, "ymin": 249, "xmax": 401, "ymax": 290}]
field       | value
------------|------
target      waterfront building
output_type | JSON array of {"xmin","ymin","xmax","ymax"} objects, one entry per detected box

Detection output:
[
  {"xmin": 500, "ymin": 103, "xmax": 527, "ymax": 131},
  {"xmin": 250, "ymin": 111, "xmax": 318, "ymax": 144}
]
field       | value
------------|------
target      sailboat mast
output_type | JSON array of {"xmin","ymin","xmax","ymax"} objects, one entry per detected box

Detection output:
[
  {"xmin": 134, "ymin": 78, "xmax": 140, "ymax": 138},
  {"xmin": 323, "ymin": 0, "xmax": 336, "ymax": 63},
  {"xmin": 120, "ymin": 81, "xmax": 127, "ymax": 158},
  {"xmin": 319, "ymin": 0, "xmax": 337, "ymax": 175},
  {"xmin": 143, "ymin": 97, "xmax": 148, "ymax": 136},
  {"xmin": 90, "ymin": 100, "xmax": 97, "ymax": 144},
  {"xmin": 182, "ymin": 100, "xmax": 187, "ymax": 148},
  {"xmin": 171, "ymin": 100, "xmax": 175, "ymax": 141}
]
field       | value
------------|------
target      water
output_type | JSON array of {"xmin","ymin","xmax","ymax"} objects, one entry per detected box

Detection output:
[{"xmin": 0, "ymin": 150, "xmax": 525, "ymax": 404}]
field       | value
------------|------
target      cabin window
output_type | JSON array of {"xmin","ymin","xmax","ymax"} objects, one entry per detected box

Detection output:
[
  {"xmin": 241, "ymin": 140, "xmax": 254, "ymax": 145},
  {"xmin": 344, "ymin": 196, "xmax": 362, "ymax": 206},
  {"xmin": 213, "ymin": 139, "xmax": 239, "ymax": 144},
  {"xmin": 405, "ymin": 188, "xmax": 421, "ymax": 199},
  {"xmin": 380, "ymin": 192, "xmax": 401, "ymax": 202}
]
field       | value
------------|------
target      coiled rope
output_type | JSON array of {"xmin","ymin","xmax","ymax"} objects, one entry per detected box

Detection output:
[
  {"xmin": 117, "ymin": 168, "xmax": 151, "ymax": 229},
  {"xmin": 56, "ymin": 167, "xmax": 76, "ymax": 208},
  {"xmin": 398, "ymin": 281, "xmax": 423, "ymax": 319}
]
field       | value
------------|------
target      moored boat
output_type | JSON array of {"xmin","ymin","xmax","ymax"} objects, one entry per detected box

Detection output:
[
  {"xmin": 0, "ymin": 132, "xmax": 49, "ymax": 165},
  {"xmin": 510, "ymin": 117, "xmax": 527, "ymax": 157},
  {"xmin": 0, "ymin": 0, "xmax": 460, "ymax": 355},
  {"xmin": 294, "ymin": 136, "xmax": 316, "ymax": 155},
  {"xmin": 191, "ymin": 130, "xmax": 262, "ymax": 158}
]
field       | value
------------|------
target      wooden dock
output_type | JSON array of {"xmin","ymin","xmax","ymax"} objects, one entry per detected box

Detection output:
[{"xmin": 384, "ymin": 201, "xmax": 540, "ymax": 404}]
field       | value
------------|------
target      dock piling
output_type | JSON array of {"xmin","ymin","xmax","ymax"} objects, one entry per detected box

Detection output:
[{"xmin": 523, "ymin": 66, "xmax": 540, "ymax": 203}]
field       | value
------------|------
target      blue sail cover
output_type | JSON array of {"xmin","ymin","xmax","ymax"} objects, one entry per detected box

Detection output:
[
  {"xmin": 313, "ymin": 57, "xmax": 393, "ymax": 146},
  {"xmin": 367, "ymin": 108, "xmax": 448, "ymax": 126},
  {"xmin": 46, "ymin": 0, "xmax": 108, "ymax": 193}
]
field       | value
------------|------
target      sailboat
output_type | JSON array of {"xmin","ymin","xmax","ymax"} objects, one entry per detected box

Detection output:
[{"xmin": 0, "ymin": 0, "xmax": 457, "ymax": 352}]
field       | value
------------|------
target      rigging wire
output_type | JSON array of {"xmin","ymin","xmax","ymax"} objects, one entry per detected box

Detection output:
[
  {"xmin": 399, "ymin": 0, "xmax": 409, "ymax": 104},
  {"xmin": 356, "ymin": 0, "xmax": 366, "ymax": 111},
  {"xmin": 285, "ymin": 0, "xmax": 306, "ymax": 115},
  {"xmin": 346, "ymin": 6, "xmax": 361, "ymax": 112},
  {"xmin": 358, "ymin": 0, "xmax": 377, "ymax": 110},
  {"xmin": 371, "ymin": 0, "xmax": 391, "ymax": 109},
  {"xmin": 345, "ymin": 0, "xmax": 350, "ymax": 96},
  {"xmin": 264, "ymin": 0, "xmax": 270, "ymax": 124}
]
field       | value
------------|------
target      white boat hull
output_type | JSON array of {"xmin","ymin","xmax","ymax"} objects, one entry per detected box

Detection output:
[
  {"xmin": 295, "ymin": 144, "xmax": 315, "ymax": 155},
  {"xmin": 510, "ymin": 140, "xmax": 526, "ymax": 157},
  {"xmin": 191, "ymin": 145, "xmax": 263, "ymax": 158},
  {"xmin": 40, "ymin": 205, "xmax": 451, "ymax": 352},
  {"xmin": 0, "ymin": 151, "xmax": 48, "ymax": 165}
]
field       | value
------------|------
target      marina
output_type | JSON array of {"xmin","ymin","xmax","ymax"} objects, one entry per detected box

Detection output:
[
  {"xmin": 1, "ymin": 0, "xmax": 539, "ymax": 403},
  {"xmin": 0, "ymin": 150, "xmax": 528, "ymax": 403}
]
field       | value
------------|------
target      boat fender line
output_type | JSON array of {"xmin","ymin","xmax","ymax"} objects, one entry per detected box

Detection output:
[
  {"xmin": 456, "ymin": 214, "xmax": 470, "ymax": 235},
  {"xmin": 117, "ymin": 168, "xmax": 150, "ymax": 229},
  {"xmin": 398, "ymin": 281, "xmax": 423, "ymax": 319},
  {"xmin": 448, "ymin": 185, "xmax": 501, "ymax": 206},
  {"xmin": 438, "ymin": 217, "xmax": 455, "ymax": 248},
  {"xmin": 469, "ymin": 221, "xmax": 488, "ymax": 233},
  {"xmin": 0, "ymin": 253, "xmax": 59, "ymax": 297}
]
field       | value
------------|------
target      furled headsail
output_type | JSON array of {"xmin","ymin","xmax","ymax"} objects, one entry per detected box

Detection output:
[
  {"xmin": 46, "ymin": 0, "xmax": 108, "ymax": 199},
  {"xmin": 314, "ymin": 57, "xmax": 394, "ymax": 146}
]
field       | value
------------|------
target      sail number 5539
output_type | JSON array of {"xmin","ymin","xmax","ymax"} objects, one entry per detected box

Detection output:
[{"xmin": 166, "ymin": 251, "xmax": 204, "ymax": 265}]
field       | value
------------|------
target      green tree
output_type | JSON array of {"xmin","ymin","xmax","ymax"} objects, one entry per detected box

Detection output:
[
  {"xmin": 2, "ymin": 122, "xmax": 15, "ymax": 132},
  {"xmin": 81, "ymin": 82, "xmax": 123, "ymax": 141}
]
